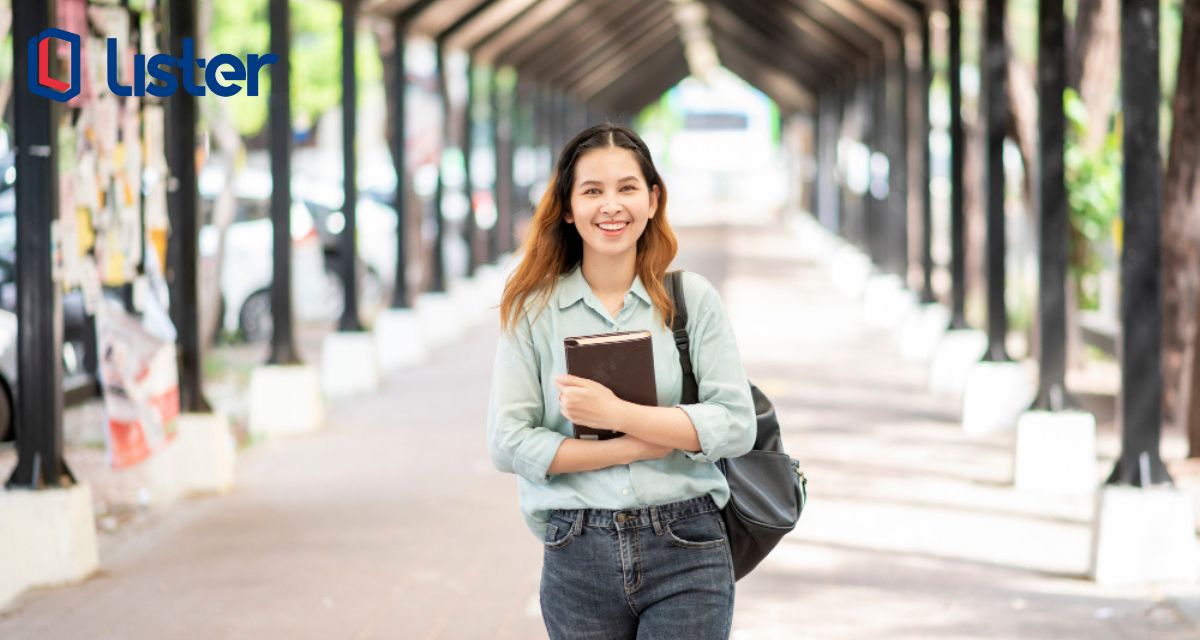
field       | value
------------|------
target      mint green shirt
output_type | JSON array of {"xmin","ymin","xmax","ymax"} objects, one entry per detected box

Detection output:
[{"xmin": 486, "ymin": 264, "xmax": 756, "ymax": 539}]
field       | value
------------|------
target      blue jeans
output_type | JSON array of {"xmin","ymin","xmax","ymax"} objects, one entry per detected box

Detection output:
[{"xmin": 539, "ymin": 495, "xmax": 736, "ymax": 640}]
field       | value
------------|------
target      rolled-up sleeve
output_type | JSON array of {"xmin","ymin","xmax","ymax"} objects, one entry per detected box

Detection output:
[
  {"xmin": 676, "ymin": 283, "xmax": 756, "ymax": 463},
  {"xmin": 486, "ymin": 313, "xmax": 567, "ymax": 484}
]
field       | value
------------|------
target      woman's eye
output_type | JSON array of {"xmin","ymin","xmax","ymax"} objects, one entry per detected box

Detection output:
[{"xmin": 621, "ymin": 185, "xmax": 636, "ymax": 192}]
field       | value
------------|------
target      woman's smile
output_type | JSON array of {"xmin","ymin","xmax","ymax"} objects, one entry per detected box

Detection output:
[{"xmin": 597, "ymin": 220, "xmax": 629, "ymax": 235}]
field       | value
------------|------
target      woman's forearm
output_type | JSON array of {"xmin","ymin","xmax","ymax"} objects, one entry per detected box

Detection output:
[
  {"xmin": 547, "ymin": 436, "xmax": 638, "ymax": 475},
  {"xmin": 614, "ymin": 403, "xmax": 702, "ymax": 453}
]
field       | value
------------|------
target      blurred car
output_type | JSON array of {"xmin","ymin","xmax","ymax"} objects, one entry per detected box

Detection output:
[
  {"xmin": 0, "ymin": 208, "xmax": 91, "ymax": 444},
  {"xmin": 199, "ymin": 166, "xmax": 332, "ymax": 343},
  {"xmin": 290, "ymin": 177, "xmax": 397, "ymax": 323}
]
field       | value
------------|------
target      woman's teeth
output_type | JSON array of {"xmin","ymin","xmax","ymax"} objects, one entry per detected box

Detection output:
[{"xmin": 598, "ymin": 222, "xmax": 627, "ymax": 231}]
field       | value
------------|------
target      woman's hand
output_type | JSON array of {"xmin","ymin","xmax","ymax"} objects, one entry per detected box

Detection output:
[{"xmin": 555, "ymin": 374, "xmax": 627, "ymax": 431}]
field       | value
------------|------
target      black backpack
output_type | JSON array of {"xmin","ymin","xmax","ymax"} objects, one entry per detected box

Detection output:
[{"xmin": 666, "ymin": 270, "xmax": 807, "ymax": 580}]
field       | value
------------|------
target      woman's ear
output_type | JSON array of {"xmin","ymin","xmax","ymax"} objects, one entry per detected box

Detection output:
[
  {"xmin": 648, "ymin": 185, "xmax": 660, "ymax": 218},
  {"xmin": 563, "ymin": 210, "xmax": 574, "ymax": 224}
]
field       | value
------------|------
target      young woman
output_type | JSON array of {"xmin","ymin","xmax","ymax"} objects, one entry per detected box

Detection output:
[{"xmin": 487, "ymin": 123, "xmax": 756, "ymax": 639}]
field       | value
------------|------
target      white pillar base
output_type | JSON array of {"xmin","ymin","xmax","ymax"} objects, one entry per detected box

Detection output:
[
  {"xmin": 0, "ymin": 483, "xmax": 99, "ymax": 610},
  {"xmin": 928, "ymin": 329, "xmax": 988, "ymax": 395},
  {"xmin": 862, "ymin": 274, "xmax": 916, "ymax": 329},
  {"xmin": 830, "ymin": 246, "xmax": 873, "ymax": 299},
  {"xmin": 373, "ymin": 308, "xmax": 428, "ymax": 373},
  {"xmin": 962, "ymin": 361, "xmax": 1035, "ymax": 435},
  {"xmin": 248, "ymin": 364, "xmax": 324, "ymax": 437},
  {"xmin": 414, "ymin": 292, "xmax": 465, "ymax": 352},
  {"xmin": 449, "ymin": 277, "xmax": 488, "ymax": 330},
  {"xmin": 896, "ymin": 303, "xmax": 951, "ymax": 362},
  {"xmin": 1013, "ymin": 410, "xmax": 1097, "ymax": 495},
  {"xmin": 789, "ymin": 213, "xmax": 839, "ymax": 263},
  {"xmin": 321, "ymin": 331, "xmax": 381, "ymax": 398},
  {"xmin": 144, "ymin": 413, "xmax": 236, "ymax": 505},
  {"xmin": 1090, "ymin": 484, "xmax": 1198, "ymax": 586}
]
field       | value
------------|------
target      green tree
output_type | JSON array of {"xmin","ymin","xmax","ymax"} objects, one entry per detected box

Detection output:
[{"xmin": 209, "ymin": 0, "xmax": 381, "ymax": 138}]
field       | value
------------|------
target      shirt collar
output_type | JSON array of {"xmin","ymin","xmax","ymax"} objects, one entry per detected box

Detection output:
[{"xmin": 557, "ymin": 264, "xmax": 653, "ymax": 309}]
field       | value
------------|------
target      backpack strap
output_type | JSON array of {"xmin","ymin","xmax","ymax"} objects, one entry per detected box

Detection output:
[{"xmin": 666, "ymin": 270, "xmax": 700, "ymax": 404}]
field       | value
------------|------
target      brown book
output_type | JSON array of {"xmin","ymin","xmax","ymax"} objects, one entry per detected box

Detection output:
[{"xmin": 563, "ymin": 330, "xmax": 658, "ymax": 440}]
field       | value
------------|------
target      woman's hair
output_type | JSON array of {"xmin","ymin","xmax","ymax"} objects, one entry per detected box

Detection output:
[{"xmin": 499, "ymin": 123, "xmax": 678, "ymax": 335}]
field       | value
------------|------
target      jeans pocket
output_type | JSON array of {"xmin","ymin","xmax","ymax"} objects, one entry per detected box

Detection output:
[
  {"xmin": 543, "ymin": 517, "xmax": 577, "ymax": 550},
  {"xmin": 664, "ymin": 512, "xmax": 727, "ymax": 550}
]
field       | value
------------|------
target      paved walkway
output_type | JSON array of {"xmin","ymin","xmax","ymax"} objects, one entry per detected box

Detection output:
[{"xmin": 1, "ymin": 221, "xmax": 1198, "ymax": 639}]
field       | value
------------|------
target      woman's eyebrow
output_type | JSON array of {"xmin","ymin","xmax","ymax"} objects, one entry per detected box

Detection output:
[{"xmin": 578, "ymin": 176, "xmax": 641, "ymax": 187}]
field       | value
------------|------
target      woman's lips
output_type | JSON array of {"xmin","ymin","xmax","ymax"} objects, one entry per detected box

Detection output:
[{"xmin": 597, "ymin": 221, "xmax": 628, "ymax": 236}]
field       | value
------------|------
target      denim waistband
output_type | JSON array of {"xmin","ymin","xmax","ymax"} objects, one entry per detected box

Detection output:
[{"xmin": 551, "ymin": 495, "xmax": 718, "ymax": 531}]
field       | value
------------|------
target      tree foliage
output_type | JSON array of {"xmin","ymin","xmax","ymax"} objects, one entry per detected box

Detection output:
[
  {"xmin": 1063, "ymin": 87, "xmax": 1121, "ymax": 310},
  {"xmin": 209, "ymin": 0, "xmax": 381, "ymax": 138}
]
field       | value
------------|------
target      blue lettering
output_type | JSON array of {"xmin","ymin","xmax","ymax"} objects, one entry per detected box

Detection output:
[
  {"xmin": 206, "ymin": 54, "xmax": 245, "ymax": 97},
  {"xmin": 133, "ymin": 54, "xmax": 146, "ymax": 96},
  {"xmin": 178, "ymin": 38, "xmax": 205, "ymax": 96},
  {"xmin": 245, "ymin": 54, "xmax": 277, "ymax": 96},
  {"xmin": 145, "ymin": 53, "xmax": 178, "ymax": 98},
  {"xmin": 106, "ymin": 39, "xmax": 132, "ymax": 97},
  {"xmin": 99, "ymin": 35, "xmax": 273, "ymax": 99}
]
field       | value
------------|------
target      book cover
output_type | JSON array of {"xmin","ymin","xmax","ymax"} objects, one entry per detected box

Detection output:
[{"xmin": 563, "ymin": 330, "xmax": 658, "ymax": 440}]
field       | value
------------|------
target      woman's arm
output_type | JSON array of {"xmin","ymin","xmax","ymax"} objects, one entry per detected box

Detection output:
[
  {"xmin": 555, "ymin": 377, "xmax": 702, "ymax": 452},
  {"xmin": 546, "ymin": 435, "xmax": 672, "ymax": 474}
]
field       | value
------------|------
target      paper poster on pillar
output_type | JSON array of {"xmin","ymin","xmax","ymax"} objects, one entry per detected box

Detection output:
[{"xmin": 96, "ymin": 299, "xmax": 180, "ymax": 469}]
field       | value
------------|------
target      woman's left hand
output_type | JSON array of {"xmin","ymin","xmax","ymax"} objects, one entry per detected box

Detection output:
[{"xmin": 555, "ymin": 375, "xmax": 626, "ymax": 430}]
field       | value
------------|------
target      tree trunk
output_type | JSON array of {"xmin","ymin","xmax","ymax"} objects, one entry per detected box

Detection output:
[
  {"xmin": 197, "ymin": 0, "xmax": 246, "ymax": 350},
  {"xmin": 1187, "ymin": 299, "xmax": 1200, "ymax": 456},
  {"xmin": 1006, "ymin": 40, "xmax": 1040, "ymax": 359},
  {"xmin": 1164, "ymin": 0, "xmax": 1200, "ymax": 450},
  {"xmin": 1070, "ymin": 0, "xmax": 1120, "ymax": 153}
]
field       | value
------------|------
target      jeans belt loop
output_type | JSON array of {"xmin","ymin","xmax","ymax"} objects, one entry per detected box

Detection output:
[
  {"xmin": 571, "ymin": 508, "xmax": 584, "ymax": 537},
  {"xmin": 649, "ymin": 505, "xmax": 664, "ymax": 536}
]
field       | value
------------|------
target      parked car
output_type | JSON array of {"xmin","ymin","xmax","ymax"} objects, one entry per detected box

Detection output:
[
  {"xmin": 0, "ymin": 226, "xmax": 92, "ymax": 445},
  {"xmin": 290, "ymin": 177, "xmax": 397, "ymax": 323},
  {"xmin": 198, "ymin": 167, "xmax": 332, "ymax": 343}
]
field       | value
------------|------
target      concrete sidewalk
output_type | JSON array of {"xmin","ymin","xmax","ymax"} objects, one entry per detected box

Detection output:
[{"xmin": 1, "ymin": 221, "xmax": 1197, "ymax": 639}]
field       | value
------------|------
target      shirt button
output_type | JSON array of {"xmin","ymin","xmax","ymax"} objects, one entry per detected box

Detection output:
[{"xmin": 621, "ymin": 488, "xmax": 630, "ymax": 496}]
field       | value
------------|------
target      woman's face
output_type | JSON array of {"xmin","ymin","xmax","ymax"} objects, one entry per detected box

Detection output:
[{"xmin": 565, "ymin": 146, "xmax": 659, "ymax": 262}]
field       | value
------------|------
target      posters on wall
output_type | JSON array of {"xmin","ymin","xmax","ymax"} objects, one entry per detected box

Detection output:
[{"xmin": 51, "ymin": 0, "xmax": 178, "ymax": 466}]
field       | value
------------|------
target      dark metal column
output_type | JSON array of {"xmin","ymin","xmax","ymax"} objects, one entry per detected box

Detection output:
[
  {"xmin": 267, "ymin": 0, "xmax": 300, "ymax": 364},
  {"xmin": 949, "ymin": 0, "xmax": 968, "ymax": 329},
  {"xmin": 338, "ymin": 0, "xmax": 363, "ymax": 330},
  {"xmin": 983, "ymin": 0, "xmax": 1010, "ymax": 361},
  {"xmin": 165, "ymin": 0, "xmax": 211, "ymax": 409},
  {"xmin": 869, "ymin": 65, "xmax": 887, "ymax": 268},
  {"xmin": 431, "ymin": 41, "xmax": 448, "ymax": 293},
  {"xmin": 837, "ymin": 81, "xmax": 850, "ymax": 242},
  {"xmin": 891, "ymin": 49, "xmax": 910, "ymax": 281},
  {"xmin": 389, "ymin": 16, "xmax": 410, "ymax": 309},
  {"xmin": 491, "ymin": 69, "xmax": 512, "ymax": 258},
  {"xmin": 1032, "ymin": 0, "xmax": 1069, "ymax": 410},
  {"xmin": 7, "ymin": 0, "xmax": 70, "ymax": 489},
  {"xmin": 1108, "ymin": 0, "xmax": 1170, "ymax": 486},
  {"xmin": 920, "ymin": 8, "xmax": 936, "ymax": 304},
  {"xmin": 513, "ymin": 78, "xmax": 532, "ymax": 226},
  {"xmin": 814, "ymin": 92, "xmax": 828, "ymax": 230},
  {"xmin": 462, "ymin": 57, "xmax": 478, "ymax": 276}
]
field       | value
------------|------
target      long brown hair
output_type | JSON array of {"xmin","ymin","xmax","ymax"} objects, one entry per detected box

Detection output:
[{"xmin": 499, "ymin": 123, "xmax": 678, "ymax": 335}]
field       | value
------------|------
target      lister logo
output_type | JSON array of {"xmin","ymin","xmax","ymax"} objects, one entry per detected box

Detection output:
[
  {"xmin": 30, "ymin": 29, "xmax": 277, "ymax": 102},
  {"xmin": 29, "ymin": 28, "xmax": 81, "ymax": 102}
]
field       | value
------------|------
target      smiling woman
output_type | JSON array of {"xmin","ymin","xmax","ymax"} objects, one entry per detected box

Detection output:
[{"xmin": 487, "ymin": 123, "xmax": 756, "ymax": 640}]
